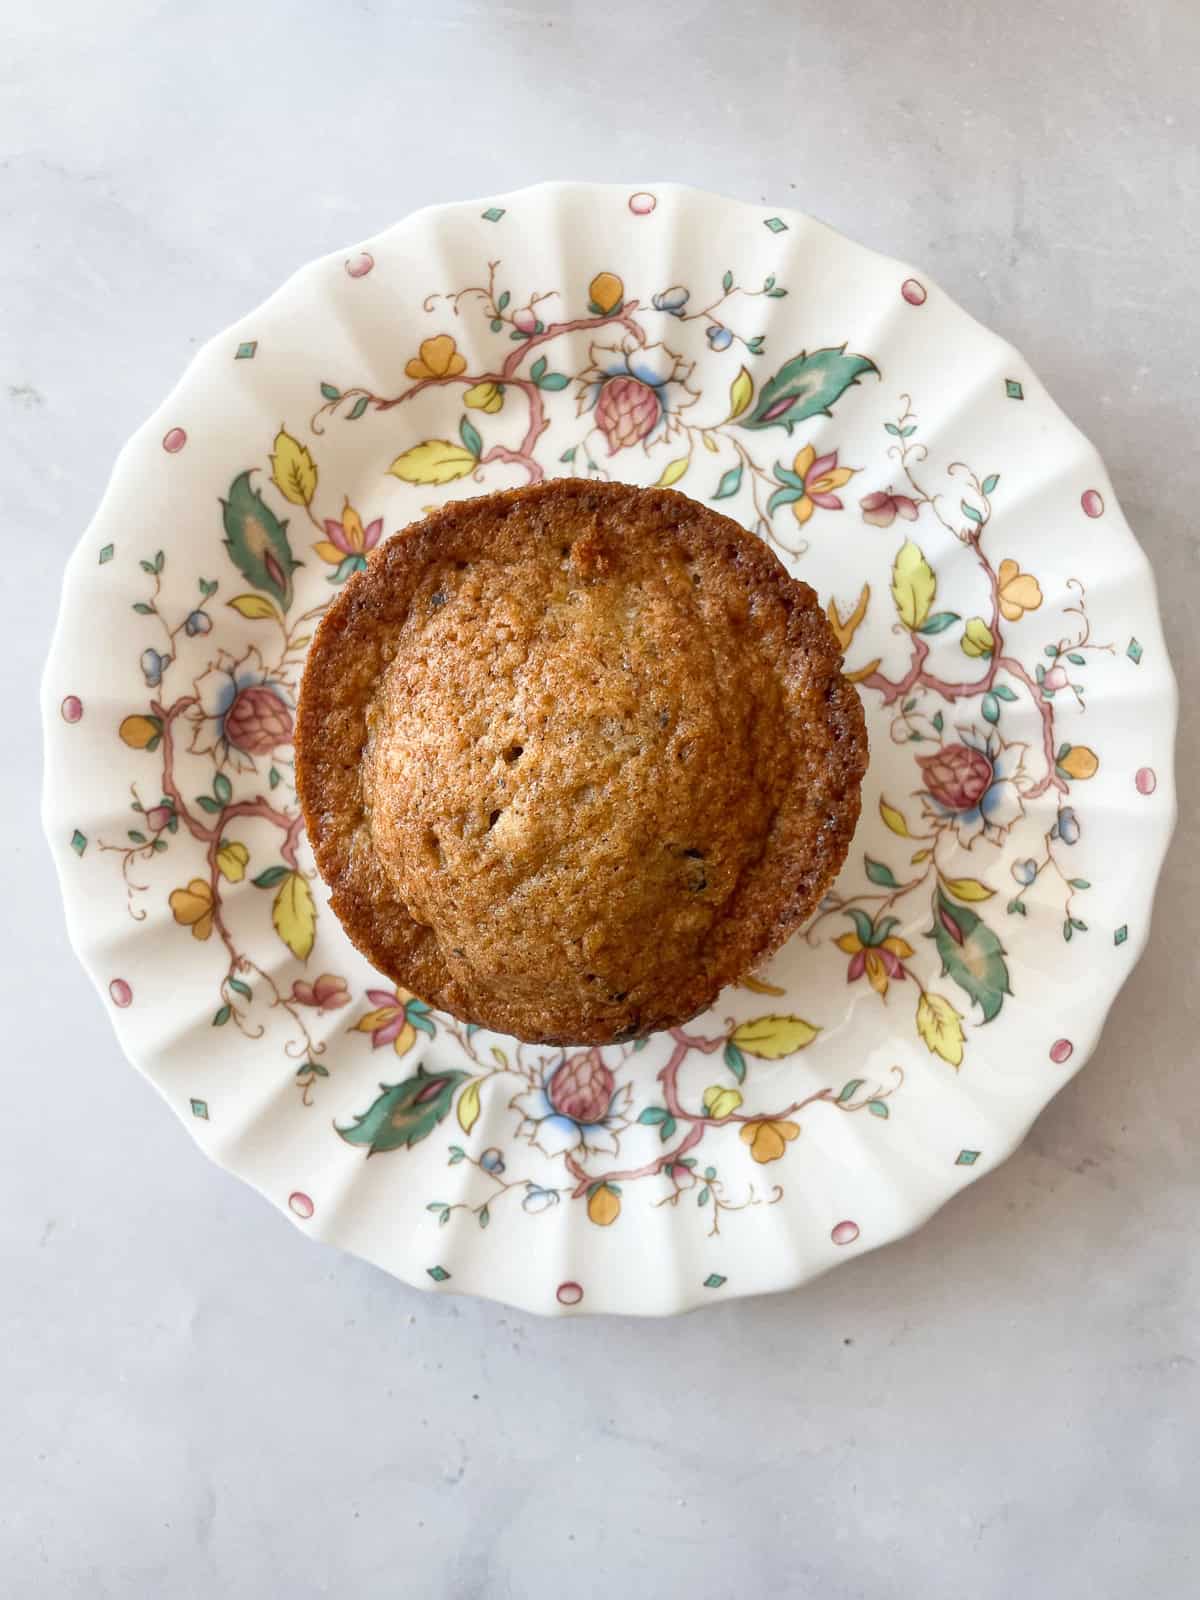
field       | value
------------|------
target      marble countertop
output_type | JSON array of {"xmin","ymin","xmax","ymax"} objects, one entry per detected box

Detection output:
[{"xmin": 4, "ymin": 1, "xmax": 1197, "ymax": 1594}]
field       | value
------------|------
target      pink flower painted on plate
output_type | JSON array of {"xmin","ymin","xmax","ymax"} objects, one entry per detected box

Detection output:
[
  {"xmin": 291, "ymin": 973, "xmax": 351, "ymax": 1012},
  {"xmin": 918, "ymin": 729, "xmax": 1027, "ymax": 847},
  {"xmin": 189, "ymin": 646, "xmax": 294, "ymax": 772},
  {"xmin": 547, "ymin": 1048, "xmax": 614, "ymax": 1125},
  {"xmin": 577, "ymin": 336, "xmax": 697, "ymax": 454},
  {"xmin": 512, "ymin": 1050, "xmax": 633, "ymax": 1158},
  {"xmin": 860, "ymin": 488, "xmax": 919, "ymax": 529}
]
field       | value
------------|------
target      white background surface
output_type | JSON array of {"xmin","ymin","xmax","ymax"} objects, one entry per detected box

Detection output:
[{"xmin": 4, "ymin": 2, "xmax": 1197, "ymax": 1594}]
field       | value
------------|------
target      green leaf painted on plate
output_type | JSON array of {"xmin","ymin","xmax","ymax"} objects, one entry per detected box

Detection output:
[
  {"xmin": 927, "ymin": 888, "xmax": 1011, "ymax": 1023},
  {"xmin": 739, "ymin": 346, "xmax": 878, "ymax": 433},
  {"xmin": 221, "ymin": 471, "xmax": 301, "ymax": 610},
  {"xmin": 336, "ymin": 1066, "xmax": 470, "ymax": 1157}
]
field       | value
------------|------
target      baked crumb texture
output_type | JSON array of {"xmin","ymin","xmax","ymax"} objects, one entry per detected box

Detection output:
[{"xmin": 296, "ymin": 480, "xmax": 867, "ymax": 1044}]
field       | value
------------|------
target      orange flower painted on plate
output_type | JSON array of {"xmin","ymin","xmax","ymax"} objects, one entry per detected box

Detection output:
[
  {"xmin": 740, "ymin": 1118, "xmax": 800, "ymax": 1163},
  {"xmin": 404, "ymin": 334, "xmax": 468, "ymax": 382},
  {"xmin": 352, "ymin": 988, "xmax": 436, "ymax": 1056},
  {"xmin": 169, "ymin": 878, "xmax": 214, "ymax": 941},
  {"xmin": 787, "ymin": 445, "xmax": 859, "ymax": 526},
  {"xmin": 313, "ymin": 499, "xmax": 383, "ymax": 568},
  {"xmin": 997, "ymin": 559, "xmax": 1043, "ymax": 622},
  {"xmin": 835, "ymin": 924, "xmax": 915, "ymax": 997}
]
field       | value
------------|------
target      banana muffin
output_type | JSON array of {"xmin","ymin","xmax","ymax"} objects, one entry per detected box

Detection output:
[{"xmin": 296, "ymin": 479, "xmax": 867, "ymax": 1044}]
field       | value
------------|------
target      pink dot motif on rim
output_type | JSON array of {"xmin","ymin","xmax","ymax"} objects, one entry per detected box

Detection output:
[
  {"xmin": 831, "ymin": 1219, "xmax": 860, "ymax": 1246},
  {"xmin": 288, "ymin": 1191, "xmax": 314, "ymax": 1220},
  {"xmin": 1135, "ymin": 767, "xmax": 1157, "ymax": 796},
  {"xmin": 1081, "ymin": 489, "xmax": 1105, "ymax": 518},
  {"xmin": 345, "ymin": 251, "xmax": 374, "ymax": 279},
  {"xmin": 60, "ymin": 695, "xmax": 83, "ymax": 723},
  {"xmin": 901, "ymin": 278, "xmax": 927, "ymax": 306},
  {"xmin": 108, "ymin": 978, "xmax": 133, "ymax": 1008},
  {"xmin": 161, "ymin": 427, "xmax": 187, "ymax": 454},
  {"xmin": 628, "ymin": 192, "xmax": 656, "ymax": 216},
  {"xmin": 1049, "ymin": 1039, "xmax": 1074, "ymax": 1065},
  {"xmin": 556, "ymin": 1281, "xmax": 584, "ymax": 1307}
]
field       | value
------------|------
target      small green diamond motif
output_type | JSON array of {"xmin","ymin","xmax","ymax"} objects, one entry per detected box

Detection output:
[
  {"xmin": 481, "ymin": 207, "xmax": 506, "ymax": 223},
  {"xmin": 70, "ymin": 829, "xmax": 87, "ymax": 856},
  {"xmin": 1114, "ymin": 925, "xmax": 1129, "ymax": 946},
  {"xmin": 98, "ymin": 544, "xmax": 114, "ymax": 564},
  {"xmin": 703, "ymin": 1273, "xmax": 727, "ymax": 1289},
  {"xmin": 956, "ymin": 1149, "xmax": 981, "ymax": 1166},
  {"xmin": 1126, "ymin": 637, "xmax": 1143, "ymax": 664},
  {"xmin": 234, "ymin": 340, "xmax": 258, "ymax": 360},
  {"xmin": 763, "ymin": 216, "xmax": 788, "ymax": 233},
  {"xmin": 190, "ymin": 1098, "xmax": 209, "ymax": 1120},
  {"xmin": 427, "ymin": 1265, "xmax": 451, "ymax": 1282},
  {"xmin": 1005, "ymin": 379, "xmax": 1024, "ymax": 400}
]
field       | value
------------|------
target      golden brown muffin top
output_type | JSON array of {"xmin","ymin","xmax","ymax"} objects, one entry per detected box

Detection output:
[{"xmin": 296, "ymin": 480, "xmax": 866, "ymax": 1044}]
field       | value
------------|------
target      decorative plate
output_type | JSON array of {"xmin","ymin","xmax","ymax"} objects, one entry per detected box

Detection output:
[{"xmin": 43, "ymin": 182, "xmax": 1177, "ymax": 1316}]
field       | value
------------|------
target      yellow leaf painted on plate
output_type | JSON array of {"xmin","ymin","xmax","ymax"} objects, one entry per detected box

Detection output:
[
  {"xmin": 727, "ymin": 365, "xmax": 754, "ymax": 421},
  {"xmin": 272, "ymin": 871, "xmax": 316, "ymax": 961},
  {"xmin": 270, "ymin": 427, "xmax": 317, "ymax": 506},
  {"xmin": 701, "ymin": 431, "xmax": 720, "ymax": 453},
  {"xmin": 228, "ymin": 593, "xmax": 282, "ymax": 622},
  {"xmin": 961, "ymin": 616, "xmax": 995, "ymax": 658},
  {"xmin": 942, "ymin": 875, "xmax": 995, "ymax": 902},
  {"xmin": 388, "ymin": 440, "xmax": 478, "ymax": 486},
  {"xmin": 655, "ymin": 456, "xmax": 690, "ymax": 488},
  {"xmin": 490, "ymin": 1045, "xmax": 509, "ymax": 1069},
  {"xmin": 216, "ymin": 840, "xmax": 249, "ymax": 882},
  {"xmin": 911, "ymin": 848, "xmax": 931, "ymax": 863},
  {"xmin": 702, "ymin": 1085, "xmax": 744, "ymax": 1120},
  {"xmin": 457, "ymin": 1079, "xmax": 482, "ymax": 1135},
  {"xmin": 731, "ymin": 1014, "xmax": 820, "ymax": 1059},
  {"xmin": 891, "ymin": 539, "xmax": 935, "ymax": 630},
  {"xmin": 880, "ymin": 798, "xmax": 910, "ymax": 837},
  {"xmin": 740, "ymin": 973, "xmax": 786, "ymax": 996},
  {"xmin": 916, "ymin": 991, "xmax": 965, "ymax": 1069}
]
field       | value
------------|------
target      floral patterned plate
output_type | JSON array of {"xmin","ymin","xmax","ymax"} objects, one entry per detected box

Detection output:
[{"xmin": 42, "ymin": 183, "xmax": 1177, "ymax": 1316}]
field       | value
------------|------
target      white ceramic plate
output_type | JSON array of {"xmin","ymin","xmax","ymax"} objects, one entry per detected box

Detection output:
[{"xmin": 43, "ymin": 182, "xmax": 1177, "ymax": 1315}]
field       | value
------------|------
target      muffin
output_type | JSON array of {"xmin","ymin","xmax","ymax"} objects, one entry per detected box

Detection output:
[{"xmin": 296, "ymin": 480, "xmax": 867, "ymax": 1044}]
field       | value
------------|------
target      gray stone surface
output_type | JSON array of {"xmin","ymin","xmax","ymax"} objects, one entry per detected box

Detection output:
[{"xmin": 3, "ymin": 1, "xmax": 1196, "ymax": 1594}]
